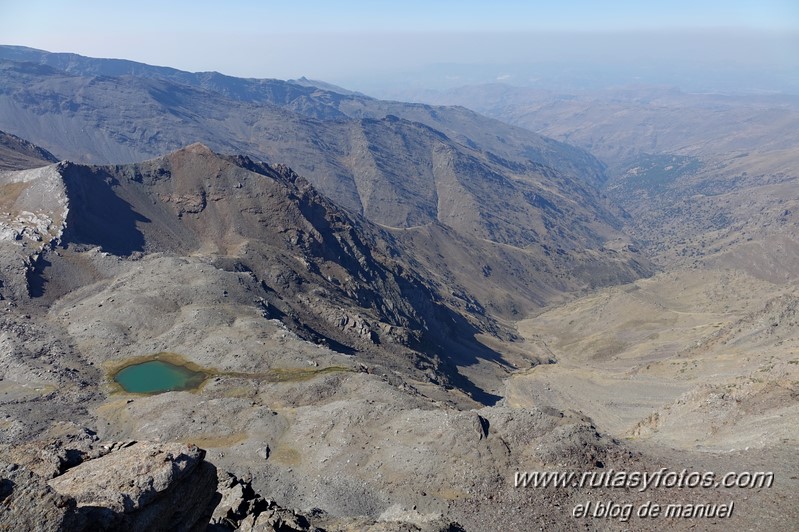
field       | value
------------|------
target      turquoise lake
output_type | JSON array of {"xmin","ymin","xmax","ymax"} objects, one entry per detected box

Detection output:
[{"xmin": 113, "ymin": 360, "xmax": 206, "ymax": 394}]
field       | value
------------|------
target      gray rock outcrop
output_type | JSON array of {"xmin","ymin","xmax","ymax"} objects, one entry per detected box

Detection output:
[
  {"xmin": 0, "ymin": 460, "xmax": 84, "ymax": 531},
  {"xmin": 2, "ymin": 441, "xmax": 218, "ymax": 532}
]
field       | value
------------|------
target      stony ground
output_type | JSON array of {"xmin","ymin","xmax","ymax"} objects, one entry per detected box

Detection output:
[
  {"xmin": 3, "ymin": 243, "xmax": 797, "ymax": 530},
  {"xmin": 0, "ymin": 120, "xmax": 796, "ymax": 530}
]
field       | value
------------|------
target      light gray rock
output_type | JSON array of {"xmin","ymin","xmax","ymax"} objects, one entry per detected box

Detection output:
[
  {"xmin": 48, "ymin": 441, "xmax": 217, "ymax": 531},
  {"xmin": 211, "ymin": 471, "xmax": 248, "ymax": 523},
  {"xmin": 0, "ymin": 460, "xmax": 84, "ymax": 531}
]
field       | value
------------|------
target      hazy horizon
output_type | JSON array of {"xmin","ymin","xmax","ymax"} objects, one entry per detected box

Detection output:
[{"xmin": 1, "ymin": 1, "xmax": 798, "ymax": 94}]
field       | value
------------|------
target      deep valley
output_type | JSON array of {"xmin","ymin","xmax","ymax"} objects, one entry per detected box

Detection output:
[{"xmin": 0, "ymin": 46, "xmax": 796, "ymax": 532}]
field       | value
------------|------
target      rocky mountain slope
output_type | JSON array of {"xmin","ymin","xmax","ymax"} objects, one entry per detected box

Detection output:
[
  {"xmin": 2, "ymin": 144, "xmax": 515, "ymax": 401},
  {"xmin": 0, "ymin": 45, "xmax": 610, "ymax": 187},
  {"xmin": 390, "ymin": 84, "xmax": 799, "ymax": 168},
  {"xmin": 397, "ymin": 84, "xmax": 799, "ymax": 529},
  {"xmin": 0, "ymin": 139, "xmax": 696, "ymax": 531},
  {"xmin": 407, "ymin": 83, "xmax": 799, "ymax": 276},
  {"xmin": 0, "ymin": 66, "xmax": 796, "ymax": 530},
  {"xmin": 2, "ymin": 431, "xmax": 405, "ymax": 531},
  {"xmin": 0, "ymin": 129, "xmax": 59, "ymax": 171},
  {"xmin": 0, "ymin": 49, "xmax": 652, "ymax": 319}
]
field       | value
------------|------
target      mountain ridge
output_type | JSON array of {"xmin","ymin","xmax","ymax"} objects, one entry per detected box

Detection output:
[
  {"xmin": 0, "ymin": 45, "xmax": 608, "ymax": 185},
  {"xmin": 5, "ymin": 143, "xmax": 528, "ymax": 403},
  {"xmin": 0, "ymin": 129, "xmax": 59, "ymax": 170},
  {"xmin": 0, "ymin": 48, "xmax": 652, "ymax": 318},
  {"xmin": 0, "ymin": 48, "xmax": 796, "ymax": 532}
]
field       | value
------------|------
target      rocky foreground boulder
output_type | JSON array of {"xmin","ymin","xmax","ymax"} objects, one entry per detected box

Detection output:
[
  {"xmin": 0, "ymin": 459, "xmax": 83, "ymax": 531},
  {"xmin": 1, "ymin": 441, "xmax": 217, "ymax": 531},
  {"xmin": 0, "ymin": 436, "xmax": 463, "ymax": 531},
  {"xmin": 49, "ymin": 442, "xmax": 217, "ymax": 531}
]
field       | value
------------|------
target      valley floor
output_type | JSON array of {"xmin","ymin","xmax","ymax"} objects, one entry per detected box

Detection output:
[{"xmin": 506, "ymin": 267, "xmax": 799, "ymax": 529}]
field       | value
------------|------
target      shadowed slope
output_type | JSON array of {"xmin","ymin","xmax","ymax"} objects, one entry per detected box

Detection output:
[
  {"xmin": 0, "ymin": 57, "xmax": 650, "ymax": 307},
  {"xmin": 0, "ymin": 129, "xmax": 59, "ymax": 170},
  {"xmin": 38, "ymin": 144, "xmax": 511, "ymax": 403}
]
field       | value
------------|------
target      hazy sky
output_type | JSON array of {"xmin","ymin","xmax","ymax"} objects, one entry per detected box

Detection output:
[{"xmin": 1, "ymin": 1, "xmax": 797, "ymax": 91}]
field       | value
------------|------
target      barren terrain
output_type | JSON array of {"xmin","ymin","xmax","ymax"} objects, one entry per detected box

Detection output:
[{"xmin": 0, "ymin": 48, "xmax": 797, "ymax": 531}]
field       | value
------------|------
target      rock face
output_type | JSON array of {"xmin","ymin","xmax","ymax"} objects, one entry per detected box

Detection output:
[
  {"xmin": 2, "ymin": 441, "xmax": 217, "ymax": 532},
  {"xmin": 210, "ymin": 471, "xmax": 315, "ymax": 531},
  {"xmin": 0, "ymin": 129, "xmax": 58, "ymax": 171},
  {"xmin": 49, "ymin": 442, "xmax": 218, "ymax": 531},
  {"xmin": 0, "ymin": 162, "xmax": 69, "ymax": 301},
  {"xmin": 2, "ymin": 437, "xmax": 467, "ymax": 532},
  {"xmin": 0, "ymin": 460, "xmax": 83, "ymax": 531}
]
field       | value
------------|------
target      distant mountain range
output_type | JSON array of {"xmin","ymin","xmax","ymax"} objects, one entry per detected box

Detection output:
[
  {"xmin": 0, "ymin": 46, "xmax": 651, "ymax": 319},
  {"xmin": 1, "ymin": 47, "xmax": 796, "ymax": 532},
  {"xmin": 398, "ymin": 82, "xmax": 799, "ymax": 276},
  {"xmin": 394, "ymin": 83, "xmax": 799, "ymax": 169}
]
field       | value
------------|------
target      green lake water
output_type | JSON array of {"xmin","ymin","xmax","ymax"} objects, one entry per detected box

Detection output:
[{"xmin": 113, "ymin": 360, "xmax": 206, "ymax": 394}]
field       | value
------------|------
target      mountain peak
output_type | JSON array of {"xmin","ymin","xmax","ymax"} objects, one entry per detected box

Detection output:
[{"xmin": 182, "ymin": 142, "xmax": 215, "ymax": 155}]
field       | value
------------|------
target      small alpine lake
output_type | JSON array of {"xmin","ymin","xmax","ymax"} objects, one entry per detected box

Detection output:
[
  {"xmin": 109, "ymin": 351, "xmax": 352, "ymax": 395},
  {"xmin": 113, "ymin": 357, "xmax": 207, "ymax": 394}
]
